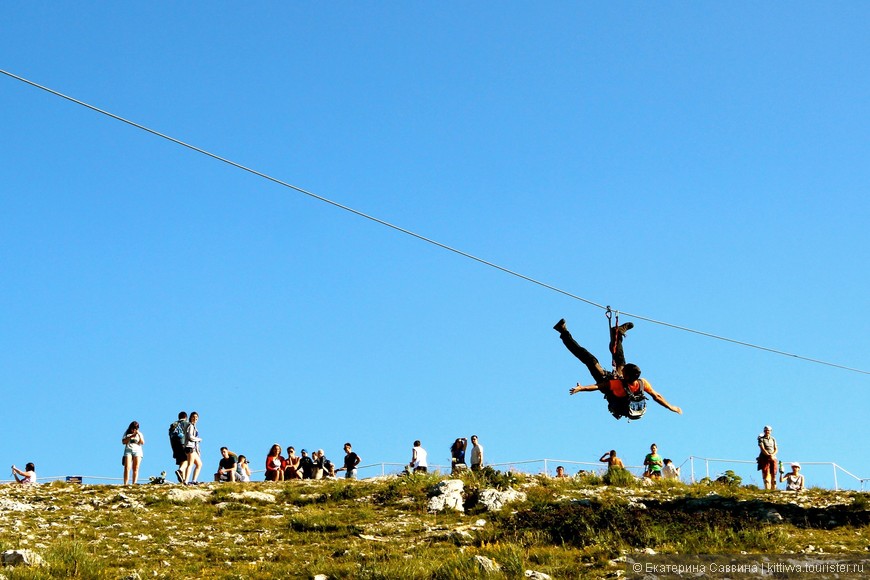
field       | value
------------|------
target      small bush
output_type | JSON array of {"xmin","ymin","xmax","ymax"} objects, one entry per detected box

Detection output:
[
  {"xmin": 468, "ymin": 466, "xmax": 520, "ymax": 490},
  {"xmin": 44, "ymin": 540, "xmax": 104, "ymax": 579},
  {"xmin": 602, "ymin": 467, "xmax": 637, "ymax": 487}
]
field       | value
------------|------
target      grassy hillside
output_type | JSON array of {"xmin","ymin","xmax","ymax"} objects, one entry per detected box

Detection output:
[{"xmin": 1, "ymin": 470, "xmax": 868, "ymax": 579}]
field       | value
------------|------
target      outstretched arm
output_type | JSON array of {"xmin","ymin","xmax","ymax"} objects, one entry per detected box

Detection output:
[
  {"xmin": 570, "ymin": 383, "xmax": 600, "ymax": 395},
  {"xmin": 645, "ymin": 384, "xmax": 682, "ymax": 414}
]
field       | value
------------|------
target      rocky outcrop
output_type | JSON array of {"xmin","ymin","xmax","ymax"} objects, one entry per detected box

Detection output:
[
  {"xmin": 479, "ymin": 487, "xmax": 527, "ymax": 511},
  {"xmin": 428, "ymin": 479, "xmax": 465, "ymax": 512},
  {"xmin": 2, "ymin": 549, "xmax": 43, "ymax": 566}
]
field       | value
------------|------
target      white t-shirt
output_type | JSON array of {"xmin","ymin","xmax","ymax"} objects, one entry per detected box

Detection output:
[
  {"xmin": 784, "ymin": 473, "xmax": 804, "ymax": 491},
  {"xmin": 412, "ymin": 446, "xmax": 428, "ymax": 469}
]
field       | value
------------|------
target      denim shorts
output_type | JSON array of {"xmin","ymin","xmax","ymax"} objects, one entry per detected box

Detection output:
[{"xmin": 124, "ymin": 444, "xmax": 143, "ymax": 458}]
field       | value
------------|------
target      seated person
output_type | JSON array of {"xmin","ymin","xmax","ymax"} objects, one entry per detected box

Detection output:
[
  {"xmin": 322, "ymin": 455, "xmax": 336, "ymax": 479},
  {"xmin": 284, "ymin": 447, "xmax": 302, "ymax": 480},
  {"xmin": 299, "ymin": 449, "xmax": 314, "ymax": 479},
  {"xmin": 235, "ymin": 455, "xmax": 251, "ymax": 482},
  {"xmin": 311, "ymin": 450, "xmax": 325, "ymax": 480},
  {"xmin": 265, "ymin": 444, "xmax": 285, "ymax": 481},
  {"xmin": 214, "ymin": 447, "xmax": 238, "ymax": 482},
  {"xmin": 780, "ymin": 463, "xmax": 805, "ymax": 491},
  {"xmin": 662, "ymin": 458, "xmax": 680, "ymax": 480},
  {"xmin": 12, "ymin": 463, "xmax": 36, "ymax": 484}
]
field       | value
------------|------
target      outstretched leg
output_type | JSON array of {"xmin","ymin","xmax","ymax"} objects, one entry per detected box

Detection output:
[
  {"xmin": 554, "ymin": 319, "xmax": 608, "ymax": 383},
  {"xmin": 608, "ymin": 322, "xmax": 633, "ymax": 377}
]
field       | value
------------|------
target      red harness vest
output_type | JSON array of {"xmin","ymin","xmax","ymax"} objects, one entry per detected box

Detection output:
[{"xmin": 609, "ymin": 379, "xmax": 646, "ymax": 398}]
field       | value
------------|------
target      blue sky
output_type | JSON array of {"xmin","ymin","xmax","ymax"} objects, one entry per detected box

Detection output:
[{"xmin": 1, "ymin": 4, "xmax": 867, "ymax": 488}]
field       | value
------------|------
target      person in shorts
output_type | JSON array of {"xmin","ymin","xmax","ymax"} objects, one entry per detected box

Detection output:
[
  {"xmin": 214, "ymin": 447, "xmax": 238, "ymax": 482},
  {"xmin": 122, "ymin": 421, "xmax": 145, "ymax": 485}
]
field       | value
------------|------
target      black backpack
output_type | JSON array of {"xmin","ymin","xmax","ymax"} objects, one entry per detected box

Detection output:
[{"xmin": 169, "ymin": 420, "xmax": 186, "ymax": 446}]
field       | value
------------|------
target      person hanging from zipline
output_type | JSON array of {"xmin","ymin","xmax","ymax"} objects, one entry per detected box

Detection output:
[{"xmin": 553, "ymin": 313, "xmax": 682, "ymax": 420}]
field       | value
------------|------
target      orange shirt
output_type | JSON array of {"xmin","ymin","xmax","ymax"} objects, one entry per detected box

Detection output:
[{"xmin": 608, "ymin": 378, "xmax": 652, "ymax": 398}]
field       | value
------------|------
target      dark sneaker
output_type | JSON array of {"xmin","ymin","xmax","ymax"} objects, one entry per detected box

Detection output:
[
  {"xmin": 618, "ymin": 322, "xmax": 634, "ymax": 334},
  {"xmin": 553, "ymin": 318, "xmax": 567, "ymax": 333},
  {"xmin": 175, "ymin": 469, "xmax": 183, "ymax": 483}
]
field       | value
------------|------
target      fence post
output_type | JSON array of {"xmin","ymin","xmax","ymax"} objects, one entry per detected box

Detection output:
[
  {"xmin": 690, "ymin": 456, "xmax": 695, "ymax": 484},
  {"xmin": 833, "ymin": 463, "xmax": 839, "ymax": 491},
  {"xmin": 543, "ymin": 459, "xmax": 548, "ymax": 477}
]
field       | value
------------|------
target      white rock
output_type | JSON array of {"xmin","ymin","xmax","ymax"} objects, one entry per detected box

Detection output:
[
  {"xmin": 478, "ymin": 488, "xmax": 527, "ymax": 511},
  {"xmin": 1, "ymin": 549, "xmax": 44, "ymax": 567},
  {"xmin": 228, "ymin": 491, "xmax": 276, "ymax": 503},
  {"xmin": 428, "ymin": 480, "xmax": 465, "ymax": 513},
  {"xmin": 525, "ymin": 571, "xmax": 552, "ymax": 580},
  {"xmin": 0, "ymin": 500, "xmax": 33, "ymax": 512},
  {"xmin": 434, "ymin": 479, "xmax": 465, "ymax": 494},
  {"xmin": 167, "ymin": 488, "xmax": 211, "ymax": 502},
  {"xmin": 473, "ymin": 555, "xmax": 501, "ymax": 573}
]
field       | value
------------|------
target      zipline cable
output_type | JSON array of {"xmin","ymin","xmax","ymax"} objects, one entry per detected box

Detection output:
[{"xmin": 2, "ymin": 68, "xmax": 867, "ymax": 376}]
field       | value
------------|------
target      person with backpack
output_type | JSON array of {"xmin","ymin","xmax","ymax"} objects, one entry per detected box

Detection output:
[
  {"xmin": 554, "ymin": 318, "xmax": 682, "ymax": 420},
  {"xmin": 168, "ymin": 411, "xmax": 189, "ymax": 483},
  {"xmin": 757, "ymin": 425, "xmax": 778, "ymax": 490}
]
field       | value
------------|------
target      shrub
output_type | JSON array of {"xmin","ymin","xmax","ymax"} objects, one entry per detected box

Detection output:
[{"xmin": 602, "ymin": 467, "xmax": 637, "ymax": 487}]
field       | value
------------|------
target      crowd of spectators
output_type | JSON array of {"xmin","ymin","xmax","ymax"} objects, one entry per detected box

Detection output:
[{"xmin": 7, "ymin": 420, "xmax": 806, "ymax": 491}]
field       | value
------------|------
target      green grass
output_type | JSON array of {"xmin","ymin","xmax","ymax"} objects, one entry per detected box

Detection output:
[{"xmin": 0, "ymin": 475, "xmax": 867, "ymax": 579}]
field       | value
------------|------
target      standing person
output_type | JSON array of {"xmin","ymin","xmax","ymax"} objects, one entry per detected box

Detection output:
[
  {"xmin": 122, "ymin": 421, "xmax": 145, "ymax": 486},
  {"xmin": 11, "ymin": 463, "xmax": 36, "ymax": 484},
  {"xmin": 336, "ymin": 442, "xmax": 361, "ymax": 479},
  {"xmin": 182, "ymin": 412, "xmax": 203, "ymax": 485},
  {"xmin": 450, "ymin": 437, "xmax": 468, "ymax": 473},
  {"xmin": 214, "ymin": 447, "xmax": 238, "ymax": 482},
  {"xmin": 757, "ymin": 426, "xmax": 778, "ymax": 490},
  {"xmin": 235, "ymin": 455, "xmax": 252, "ymax": 482},
  {"xmin": 265, "ymin": 444, "xmax": 285, "ymax": 481},
  {"xmin": 169, "ymin": 411, "xmax": 190, "ymax": 483},
  {"xmin": 470, "ymin": 435, "xmax": 484, "ymax": 471},
  {"xmin": 409, "ymin": 440, "xmax": 428, "ymax": 474},
  {"xmin": 554, "ymin": 319, "xmax": 682, "ymax": 420},
  {"xmin": 599, "ymin": 450, "xmax": 625, "ymax": 470},
  {"xmin": 780, "ymin": 463, "xmax": 805, "ymax": 491},
  {"xmin": 284, "ymin": 446, "xmax": 302, "ymax": 480},
  {"xmin": 644, "ymin": 443, "xmax": 663, "ymax": 479}
]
